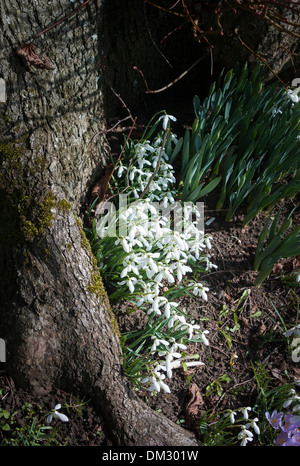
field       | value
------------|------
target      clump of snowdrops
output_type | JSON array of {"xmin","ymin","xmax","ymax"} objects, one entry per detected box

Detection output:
[{"xmin": 91, "ymin": 112, "xmax": 215, "ymax": 394}]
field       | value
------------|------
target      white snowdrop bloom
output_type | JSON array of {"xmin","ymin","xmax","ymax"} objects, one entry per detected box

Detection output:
[
  {"xmin": 203, "ymin": 256, "xmax": 218, "ymax": 270},
  {"xmin": 284, "ymin": 325, "xmax": 300, "ymax": 338},
  {"xmin": 225, "ymin": 410, "xmax": 237, "ymax": 424},
  {"xmin": 134, "ymin": 143, "xmax": 156, "ymax": 166},
  {"xmin": 204, "ymin": 236, "xmax": 213, "ymax": 249},
  {"xmin": 171, "ymin": 133, "xmax": 178, "ymax": 144},
  {"xmin": 181, "ymin": 322, "xmax": 201, "ymax": 340},
  {"xmin": 47, "ymin": 404, "xmax": 69, "ymax": 424},
  {"xmin": 293, "ymin": 403, "xmax": 300, "ymax": 412},
  {"xmin": 132, "ymin": 188, "xmax": 139, "ymax": 199},
  {"xmin": 283, "ymin": 389, "xmax": 300, "ymax": 408},
  {"xmin": 245, "ymin": 418, "xmax": 260, "ymax": 435},
  {"xmin": 192, "ymin": 283, "xmax": 209, "ymax": 301},
  {"xmin": 164, "ymin": 301, "xmax": 179, "ymax": 318},
  {"xmin": 172, "ymin": 232, "xmax": 189, "ymax": 251},
  {"xmin": 155, "ymin": 266, "xmax": 175, "ymax": 284},
  {"xmin": 143, "ymin": 367, "xmax": 171, "ymax": 393},
  {"xmin": 165, "ymin": 245, "xmax": 188, "ymax": 262},
  {"xmin": 171, "ymin": 340, "xmax": 187, "ymax": 351},
  {"xmin": 118, "ymin": 276, "xmax": 138, "ymax": 293},
  {"xmin": 159, "ymin": 113, "xmax": 177, "ymax": 130},
  {"xmin": 167, "ymin": 310, "xmax": 187, "ymax": 329},
  {"xmin": 115, "ymin": 236, "xmax": 131, "ymax": 254},
  {"xmin": 238, "ymin": 426, "xmax": 254, "ymax": 446},
  {"xmin": 240, "ymin": 407, "xmax": 251, "ymax": 420},
  {"xmin": 170, "ymin": 261, "xmax": 192, "ymax": 282},
  {"xmin": 148, "ymin": 294, "xmax": 168, "ymax": 315},
  {"xmin": 134, "ymin": 251, "xmax": 160, "ymax": 273},
  {"xmin": 159, "ymin": 345, "xmax": 182, "ymax": 378},
  {"xmin": 117, "ymin": 164, "xmax": 127, "ymax": 177},
  {"xmin": 199, "ymin": 330, "xmax": 209, "ymax": 346},
  {"xmin": 150, "ymin": 336, "xmax": 169, "ymax": 352},
  {"xmin": 120, "ymin": 254, "xmax": 140, "ymax": 278},
  {"xmin": 287, "ymin": 88, "xmax": 300, "ymax": 103}
]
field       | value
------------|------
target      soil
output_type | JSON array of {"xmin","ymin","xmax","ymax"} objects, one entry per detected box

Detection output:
[{"xmin": 1, "ymin": 111, "xmax": 299, "ymax": 448}]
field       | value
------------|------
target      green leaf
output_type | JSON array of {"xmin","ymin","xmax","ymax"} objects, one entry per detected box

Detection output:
[
  {"xmin": 185, "ymin": 177, "xmax": 221, "ymax": 203},
  {"xmin": 169, "ymin": 137, "xmax": 183, "ymax": 164}
]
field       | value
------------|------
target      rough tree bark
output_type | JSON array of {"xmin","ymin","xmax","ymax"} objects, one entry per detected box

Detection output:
[{"xmin": 0, "ymin": 0, "xmax": 198, "ymax": 446}]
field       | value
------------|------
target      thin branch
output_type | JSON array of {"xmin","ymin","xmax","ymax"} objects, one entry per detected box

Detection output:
[
  {"xmin": 134, "ymin": 56, "xmax": 204, "ymax": 94},
  {"xmin": 33, "ymin": 0, "xmax": 91, "ymax": 40},
  {"xmin": 143, "ymin": 0, "xmax": 173, "ymax": 68},
  {"xmin": 234, "ymin": 28, "xmax": 288, "ymax": 88}
]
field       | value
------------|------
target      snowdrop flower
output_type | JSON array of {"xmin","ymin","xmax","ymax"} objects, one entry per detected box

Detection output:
[
  {"xmin": 181, "ymin": 321, "xmax": 201, "ymax": 340},
  {"xmin": 168, "ymin": 310, "xmax": 180, "ymax": 328},
  {"xmin": 199, "ymin": 330, "xmax": 209, "ymax": 346},
  {"xmin": 47, "ymin": 404, "xmax": 69, "ymax": 423},
  {"xmin": 142, "ymin": 365, "xmax": 171, "ymax": 393},
  {"xmin": 169, "ymin": 338, "xmax": 187, "ymax": 352},
  {"xmin": 120, "ymin": 254, "xmax": 140, "ymax": 278},
  {"xmin": 284, "ymin": 325, "xmax": 300, "ymax": 338},
  {"xmin": 164, "ymin": 301, "xmax": 179, "ymax": 318},
  {"xmin": 203, "ymin": 256, "xmax": 218, "ymax": 271},
  {"xmin": 148, "ymin": 294, "xmax": 168, "ymax": 315},
  {"xmin": 240, "ymin": 406, "xmax": 251, "ymax": 420},
  {"xmin": 204, "ymin": 236, "xmax": 213, "ymax": 249},
  {"xmin": 159, "ymin": 345, "xmax": 182, "ymax": 378},
  {"xmin": 283, "ymin": 389, "xmax": 300, "ymax": 408},
  {"xmin": 115, "ymin": 236, "xmax": 131, "ymax": 254},
  {"xmin": 287, "ymin": 88, "xmax": 300, "ymax": 103},
  {"xmin": 246, "ymin": 418, "xmax": 260, "ymax": 435},
  {"xmin": 150, "ymin": 336, "xmax": 169, "ymax": 352},
  {"xmin": 118, "ymin": 276, "xmax": 138, "ymax": 293},
  {"xmin": 159, "ymin": 113, "xmax": 177, "ymax": 130},
  {"xmin": 136, "ymin": 252, "xmax": 160, "ymax": 275},
  {"xmin": 238, "ymin": 426, "xmax": 254, "ymax": 446},
  {"xmin": 170, "ymin": 261, "xmax": 192, "ymax": 282},
  {"xmin": 191, "ymin": 283, "xmax": 209, "ymax": 301},
  {"xmin": 225, "ymin": 409, "xmax": 237, "ymax": 424},
  {"xmin": 155, "ymin": 266, "xmax": 175, "ymax": 284},
  {"xmin": 117, "ymin": 164, "xmax": 127, "ymax": 177}
]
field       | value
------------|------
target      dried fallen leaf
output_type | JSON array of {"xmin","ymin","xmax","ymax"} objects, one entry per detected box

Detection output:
[
  {"xmin": 16, "ymin": 43, "xmax": 55, "ymax": 70},
  {"xmin": 293, "ymin": 256, "xmax": 300, "ymax": 272},
  {"xmin": 185, "ymin": 382, "xmax": 204, "ymax": 425},
  {"xmin": 273, "ymin": 262, "xmax": 284, "ymax": 274}
]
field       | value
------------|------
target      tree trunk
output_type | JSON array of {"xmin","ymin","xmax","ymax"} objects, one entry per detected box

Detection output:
[{"xmin": 0, "ymin": 0, "xmax": 198, "ymax": 446}]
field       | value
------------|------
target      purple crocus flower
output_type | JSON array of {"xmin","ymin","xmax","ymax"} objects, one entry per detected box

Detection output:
[
  {"xmin": 285, "ymin": 433, "xmax": 300, "ymax": 446},
  {"xmin": 274, "ymin": 431, "xmax": 289, "ymax": 446},
  {"xmin": 282, "ymin": 414, "xmax": 300, "ymax": 434},
  {"xmin": 266, "ymin": 410, "xmax": 284, "ymax": 429}
]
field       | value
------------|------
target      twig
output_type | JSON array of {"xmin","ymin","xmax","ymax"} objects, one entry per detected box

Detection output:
[
  {"xmin": 90, "ymin": 116, "xmax": 132, "ymax": 161},
  {"xmin": 143, "ymin": 0, "xmax": 173, "ymax": 68},
  {"xmin": 134, "ymin": 56, "xmax": 204, "ymax": 94},
  {"xmin": 33, "ymin": 0, "xmax": 91, "ymax": 40},
  {"xmin": 234, "ymin": 28, "xmax": 288, "ymax": 88}
]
